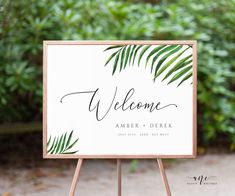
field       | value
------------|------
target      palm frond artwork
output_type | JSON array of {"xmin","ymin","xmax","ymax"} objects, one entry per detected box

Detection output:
[
  {"xmin": 47, "ymin": 130, "xmax": 79, "ymax": 154},
  {"xmin": 104, "ymin": 44, "xmax": 193, "ymax": 87}
]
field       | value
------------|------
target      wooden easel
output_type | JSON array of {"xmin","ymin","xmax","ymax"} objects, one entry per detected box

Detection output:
[{"xmin": 69, "ymin": 158, "xmax": 171, "ymax": 196}]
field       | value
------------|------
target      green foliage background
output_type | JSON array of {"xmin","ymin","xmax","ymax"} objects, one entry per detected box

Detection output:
[{"xmin": 0, "ymin": 0, "xmax": 235, "ymax": 149}]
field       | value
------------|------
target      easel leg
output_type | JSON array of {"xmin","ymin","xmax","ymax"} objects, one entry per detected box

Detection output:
[
  {"xmin": 157, "ymin": 159, "xmax": 171, "ymax": 196},
  {"xmin": 69, "ymin": 159, "xmax": 83, "ymax": 196},
  {"xmin": 117, "ymin": 159, "xmax": 122, "ymax": 196}
]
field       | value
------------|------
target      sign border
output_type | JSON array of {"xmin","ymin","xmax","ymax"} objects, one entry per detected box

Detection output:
[{"xmin": 43, "ymin": 40, "xmax": 197, "ymax": 159}]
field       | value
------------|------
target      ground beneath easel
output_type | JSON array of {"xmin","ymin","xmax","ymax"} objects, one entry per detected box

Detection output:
[{"xmin": 0, "ymin": 154, "xmax": 235, "ymax": 196}]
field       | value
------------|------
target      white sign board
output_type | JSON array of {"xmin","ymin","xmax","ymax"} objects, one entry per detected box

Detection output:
[{"xmin": 43, "ymin": 41, "xmax": 197, "ymax": 158}]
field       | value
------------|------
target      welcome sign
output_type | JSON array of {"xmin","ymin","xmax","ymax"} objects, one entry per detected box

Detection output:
[{"xmin": 43, "ymin": 41, "xmax": 197, "ymax": 159}]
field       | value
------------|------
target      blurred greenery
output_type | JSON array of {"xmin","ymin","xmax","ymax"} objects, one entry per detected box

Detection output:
[{"xmin": 0, "ymin": 0, "xmax": 234, "ymax": 149}]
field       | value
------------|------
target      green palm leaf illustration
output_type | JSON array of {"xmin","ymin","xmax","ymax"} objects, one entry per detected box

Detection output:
[
  {"xmin": 104, "ymin": 44, "xmax": 193, "ymax": 86},
  {"xmin": 132, "ymin": 45, "xmax": 143, "ymax": 66},
  {"xmin": 168, "ymin": 66, "xmax": 192, "ymax": 85},
  {"xmin": 177, "ymin": 71, "xmax": 192, "ymax": 87},
  {"xmin": 47, "ymin": 130, "xmax": 79, "ymax": 154},
  {"xmin": 153, "ymin": 45, "xmax": 183, "ymax": 81},
  {"xmin": 155, "ymin": 46, "xmax": 190, "ymax": 80},
  {"xmin": 129, "ymin": 45, "xmax": 137, "ymax": 65},
  {"xmin": 151, "ymin": 45, "xmax": 178, "ymax": 73},
  {"xmin": 112, "ymin": 50, "xmax": 121, "ymax": 75},
  {"xmin": 138, "ymin": 45, "xmax": 151, "ymax": 67},
  {"xmin": 162, "ymin": 54, "xmax": 192, "ymax": 81},
  {"xmin": 120, "ymin": 47, "xmax": 126, "ymax": 71},
  {"xmin": 124, "ymin": 45, "xmax": 131, "ymax": 68},
  {"xmin": 145, "ymin": 45, "xmax": 165, "ymax": 68}
]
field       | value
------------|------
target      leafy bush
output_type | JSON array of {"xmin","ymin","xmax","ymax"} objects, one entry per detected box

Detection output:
[{"xmin": 0, "ymin": 0, "xmax": 234, "ymax": 148}]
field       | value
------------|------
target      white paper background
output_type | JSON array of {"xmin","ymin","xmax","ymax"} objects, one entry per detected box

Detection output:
[{"xmin": 46, "ymin": 44, "xmax": 194, "ymax": 156}]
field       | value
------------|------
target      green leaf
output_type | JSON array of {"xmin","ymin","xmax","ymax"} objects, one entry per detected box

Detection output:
[
  {"xmin": 132, "ymin": 45, "xmax": 143, "ymax": 65},
  {"xmin": 129, "ymin": 45, "xmax": 137, "ymax": 66},
  {"xmin": 138, "ymin": 45, "xmax": 151, "ymax": 67},
  {"xmin": 151, "ymin": 45, "xmax": 178, "ymax": 73},
  {"xmin": 51, "ymin": 136, "xmax": 59, "ymax": 154},
  {"xmin": 124, "ymin": 45, "xmax": 131, "ymax": 68},
  {"xmin": 162, "ymin": 54, "xmax": 192, "ymax": 81},
  {"xmin": 65, "ymin": 138, "xmax": 79, "ymax": 151},
  {"xmin": 168, "ymin": 65, "xmax": 192, "ymax": 84},
  {"xmin": 154, "ymin": 45, "xmax": 183, "ymax": 80},
  {"xmin": 120, "ymin": 47, "xmax": 126, "ymax": 71},
  {"xmin": 177, "ymin": 71, "xmax": 192, "ymax": 87},
  {"xmin": 47, "ymin": 130, "xmax": 79, "ymax": 155},
  {"xmin": 48, "ymin": 137, "xmax": 56, "ymax": 153},
  {"xmin": 104, "ymin": 48, "xmax": 121, "ymax": 66},
  {"xmin": 103, "ymin": 45, "xmax": 122, "ymax": 51},
  {"xmin": 62, "ymin": 151, "xmax": 79, "ymax": 154},
  {"xmin": 47, "ymin": 136, "xmax": 51, "ymax": 146},
  {"xmin": 55, "ymin": 133, "xmax": 64, "ymax": 153},
  {"xmin": 60, "ymin": 132, "xmax": 67, "ymax": 153},
  {"xmin": 175, "ymin": 59, "xmax": 192, "ymax": 72},
  {"xmin": 156, "ymin": 46, "xmax": 190, "ymax": 79},
  {"xmin": 103, "ymin": 44, "xmax": 193, "ymax": 87},
  {"xmin": 66, "ymin": 130, "xmax": 73, "ymax": 147},
  {"xmin": 112, "ymin": 50, "xmax": 121, "ymax": 75},
  {"xmin": 145, "ymin": 45, "xmax": 166, "ymax": 67}
]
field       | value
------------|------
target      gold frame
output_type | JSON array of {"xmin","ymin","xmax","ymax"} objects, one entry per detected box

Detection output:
[{"xmin": 43, "ymin": 40, "xmax": 197, "ymax": 159}]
